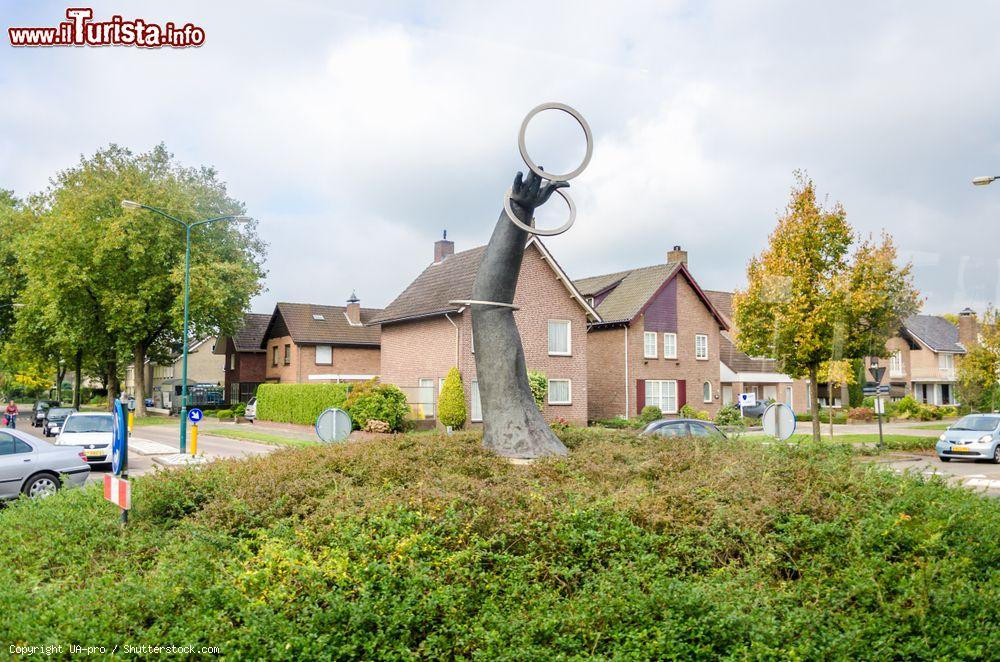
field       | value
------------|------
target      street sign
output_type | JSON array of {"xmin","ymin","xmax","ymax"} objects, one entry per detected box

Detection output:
[
  {"xmin": 762, "ymin": 403, "xmax": 796, "ymax": 441},
  {"xmin": 188, "ymin": 408, "xmax": 203, "ymax": 424},
  {"xmin": 738, "ymin": 393, "xmax": 757, "ymax": 408},
  {"xmin": 874, "ymin": 397, "xmax": 885, "ymax": 415},
  {"xmin": 111, "ymin": 398, "xmax": 127, "ymax": 475},
  {"xmin": 127, "ymin": 398, "xmax": 136, "ymax": 411},
  {"xmin": 862, "ymin": 384, "xmax": 890, "ymax": 395},
  {"xmin": 103, "ymin": 474, "xmax": 131, "ymax": 510},
  {"xmin": 869, "ymin": 366, "xmax": 886, "ymax": 383},
  {"xmin": 315, "ymin": 408, "xmax": 352, "ymax": 443}
]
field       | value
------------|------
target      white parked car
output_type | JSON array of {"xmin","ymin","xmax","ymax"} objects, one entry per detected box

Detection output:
[
  {"xmin": 55, "ymin": 412, "xmax": 115, "ymax": 466},
  {"xmin": 245, "ymin": 397, "xmax": 256, "ymax": 422}
]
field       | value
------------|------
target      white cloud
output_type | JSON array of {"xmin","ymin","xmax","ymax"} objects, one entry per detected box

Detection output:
[{"xmin": 3, "ymin": 0, "xmax": 1000, "ymax": 315}]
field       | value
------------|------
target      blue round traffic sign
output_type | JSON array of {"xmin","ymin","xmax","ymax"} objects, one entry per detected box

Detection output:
[
  {"xmin": 188, "ymin": 408, "xmax": 203, "ymax": 423},
  {"xmin": 111, "ymin": 398, "xmax": 127, "ymax": 475}
]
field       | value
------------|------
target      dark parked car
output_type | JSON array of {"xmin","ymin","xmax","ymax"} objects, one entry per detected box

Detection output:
[
  {"xmin": 42, "ymin": 407, "xmax": 77, "ymax": 437},
  {"xmin": 31, "ymin": 400, "xmax": 60, "ymax": 428},
  {"xmin": 641, "ymin": 419, "xmax": 728, "ymax": 439},
  {"xmin": 738, "ymin": 399, "xmax": 774, "ymax": 419}
]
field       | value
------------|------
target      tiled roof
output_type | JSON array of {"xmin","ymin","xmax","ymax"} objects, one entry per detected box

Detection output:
[
  {"xmin": 368, "ymin": 246, "xmax": 486, "ymax": 325},
  {"xmin": 903, "ymin": 314, "xmax": 965, "ymax": 353},
  {"xmin": 719, "ymin": 333, "xmax": 781, "ymax": 373},
  {"xmin": 575, "ymin": 263, "xmax": 682, "ymax": 323},
  {"xmin": 231, "ymin": 313, "xmax": 271, "ymax": 353},
  {"xmin": 369, "ymin": 239, "xmax": 597, "ymax": 326},
  {"xmin": 703, "ymin": 290, "xmax": 734, "ymax": 324},
  {"xmin": 270, "ymin": 302, "xmax": 382, "ymax": 346}
]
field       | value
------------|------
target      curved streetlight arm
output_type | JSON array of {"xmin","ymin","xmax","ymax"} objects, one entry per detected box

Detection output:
[{"xmin": 192, "ymin": 214, "xmax": 250, "ymax": 228}]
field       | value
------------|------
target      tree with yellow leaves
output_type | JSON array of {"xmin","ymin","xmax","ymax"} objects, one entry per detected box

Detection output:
[{"xmin": 734, "ymin": 174, "xmax": 919, "ymax": 442}]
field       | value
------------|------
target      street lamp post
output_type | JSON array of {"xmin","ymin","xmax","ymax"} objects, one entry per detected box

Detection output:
[
  {"xmin": 121, "ymin": 200, "xmax": 249, "ymax": 454},
  {"xmin": 972, "ymin": 176, "xmax": 1000, "ymax": 186}
]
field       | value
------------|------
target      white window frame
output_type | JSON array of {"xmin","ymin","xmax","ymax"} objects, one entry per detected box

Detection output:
[
  {"xmin": 663, "ymin": 332, "xmax": 677, "ymax": 359},
  {"xmin": 695, "ymin": 334, "xmax": 709, "ymax": 360},
  {"xmin": 547, "ymin": 379, "xmax": 572, "ymax": 405},
  {"xmin": 889, "ymin": 350, "xmax": 904, "ymax": 377},
  {"xmin": 645, "ymin": 380, "xmax": 678, "ymax": 414},
  {"xmin": 229, "ymin": 354, "xmax": 236, "ymax": 371},
  {"xmin": 938, "ymin": 353, "xmax": 954, "ymax": 373},
  {"xmin": 470, "ymin": 380, "xmax": 482, "ymax": 422},
  {"xmin": 702, "ymin": 381, "xmax": 712, "ymax": 403},
  {"xmin": 315, "ymin": 344, "xmax": 332, "ymax": 365},
  {"xmin": 547, "ymin": 320, "xmax": 572, "ymax": 356},
  {"xmin": 644, "ymin": 331, "xmax": 658, "ymax": 359}
]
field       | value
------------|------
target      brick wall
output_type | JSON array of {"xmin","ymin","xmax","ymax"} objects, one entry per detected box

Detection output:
[
  {"xmin": 297, "ymin": 344, "xmax": 380, "ymax": 382},
  {"xmin": 379, "ymin": 243, "xmax": 589, "ymax": 425},
  {"xmin": 263, "ymin": 335, "xmax": 380, "ymax": 384}
]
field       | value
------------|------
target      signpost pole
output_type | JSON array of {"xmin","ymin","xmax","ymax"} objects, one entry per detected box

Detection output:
[{"xmin": 868, "ymin": 358, "xmax": 887, "ymax": 455}]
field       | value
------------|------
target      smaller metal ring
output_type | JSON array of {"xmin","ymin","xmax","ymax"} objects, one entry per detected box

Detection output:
[
  {"xmin": 518, "ymin": 102, "xmax": 593, "ymax": 182},
  {"xmin": 503, "ymin": 187, "xmax": 576, "ymax": 237}
]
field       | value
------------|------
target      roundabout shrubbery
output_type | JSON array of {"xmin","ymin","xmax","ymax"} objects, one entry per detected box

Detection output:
[{"xmin": 1, "ymin": 428, "xmax": 997, "ymax": 659}]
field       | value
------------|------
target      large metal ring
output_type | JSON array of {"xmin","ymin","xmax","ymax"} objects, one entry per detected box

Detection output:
[
  {"xmin": 518, "ymin": 102, "xmax": 593, "ymax": 183},
  {"xmin": 504, "ymin": 186, "xmax": 576, "ymax": 236}
]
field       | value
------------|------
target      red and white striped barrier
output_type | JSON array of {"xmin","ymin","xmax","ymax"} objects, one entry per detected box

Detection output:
[{"xmin": 103, "ymin": 474, "xmax": 131, "ymax": 510}]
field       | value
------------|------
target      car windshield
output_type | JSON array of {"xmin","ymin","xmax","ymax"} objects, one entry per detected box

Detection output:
[
  {"xmin": 48, "ymin": 408, "xmax": 75, "ymax": 419},
  {"xmin": 951, "ymin": 416, "xmax": 999, "ymax": 432},
  {"xmin": 62, "ymin": 416, "xmax": 113, "ymax": 434}
]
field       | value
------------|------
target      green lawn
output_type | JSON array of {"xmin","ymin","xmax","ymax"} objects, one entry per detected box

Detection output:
[
  {"xmin": 202, "ymin": 427, "xmax": 318, "ymax": 448},
  {"xmin": 1, "ymin": 428, "xmax": 997, "ymax": 658},
  {"xmin": 131, "ymin": 415, "xmax": 174, "ymax": 427},
  {"xmin": 741, "ymin": 432, "xmax": 935, "ymax": 452}
]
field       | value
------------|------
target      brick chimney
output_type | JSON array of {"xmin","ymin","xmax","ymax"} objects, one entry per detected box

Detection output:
[
  {"xmin": 667, "ymin": 245, "xmax": 687, "ymax": 265},
  {"xmin": 434, "ymin": 230, "xmax": 454, "ymax": 264},
  {"xmin": 958, "ymin": 307, "xmax": 978, "ymax": 348},
  {"xmin": 346, "ymin": 291, "xmax": 361, "ymax": 326}
]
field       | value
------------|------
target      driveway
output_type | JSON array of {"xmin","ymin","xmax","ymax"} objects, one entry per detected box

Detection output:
[{"xmin": 14, "ymin": 415, "xmax": 277, "ymax": 486}]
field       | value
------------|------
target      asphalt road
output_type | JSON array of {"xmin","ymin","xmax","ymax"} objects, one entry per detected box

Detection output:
[
  {"xmin": 14, "ymin": 414, "xmax": 276, "ymax": 485},
  {"xmin": 871, "ymin": 452, "xmax": 1000, "ymax": 496}
]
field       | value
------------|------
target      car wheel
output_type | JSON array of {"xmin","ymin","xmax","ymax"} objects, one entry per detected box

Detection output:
[
  {"xmin": 993, "ymin": 446, "xmax": 1000, "ymax": 465},
  {"xmin": 22, "ymin": 473, "xmax": 59, "ymax": 499},
  {"xmin": 940, "ymin": 456, "xmax": 951, "ymax": 462}
]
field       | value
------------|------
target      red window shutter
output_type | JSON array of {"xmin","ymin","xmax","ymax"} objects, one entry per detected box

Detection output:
[
  {"xmin": 636, "ymin": 379, "xmax": 646, "ymax": 414},
  {"xmin": 678, "ymin": 380, "xmax": 686, "ymax": 409}
]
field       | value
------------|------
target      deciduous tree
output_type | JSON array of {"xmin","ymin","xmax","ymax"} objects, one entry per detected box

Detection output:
[{"xmin": 734, "ymin": 174, "xmax": 919, "ymax": 442}]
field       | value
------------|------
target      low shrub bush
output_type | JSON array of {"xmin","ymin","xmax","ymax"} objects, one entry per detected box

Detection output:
[
  {"xmin": 216, "ymin": 409, "xmax": 233, "ymax": 419},
  {"xmin": 1, "ymin": 429, "xmax": 997, "ymax": 658},
  {"xmin": 437, "ymin": 367, "xmax": 466, "ymax": 429},
  {"xmin": 639, "ymin": 405, "xmax": 663, "ymax": 424},
  {"xmin": 527, "ymin": 370, "xmax": 547, "ymax": 411},
  {"xmin": 344, "ymin": 379, "xmax": 409, "ymax": 431},
  {"xmin": 714, "ymin": 404, "xmax": 743, "ymax": 427},
  {"xmin": 848, "ymin": 406, "xmax": 874, "ymax": 422},
  {"xmin": 255, "ymin": 383, "xmax": 350, "ymax": 425}
]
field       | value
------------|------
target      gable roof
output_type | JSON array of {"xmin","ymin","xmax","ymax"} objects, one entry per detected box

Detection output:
[
  {"xmin": 214, "ymin": 312, "xmax": 271, "ymax": 354},
  {"xmin": 719, "ymin": 333, "xmax": 781, "ymax": 373},
  {"xmin": 368, "ymin": 238, "xmax": 598, "ymax": 326},
  {"xmin": 263, "ymin": 302, "xmax": 382, "ymax": 347},
  {"xmin": 902, "ymin": 314, "xmax": 965, "ymax": 353},
  {"xmin": 575, "ymin": 262, "xmax": 727, "ymax": 328},
  {"xmin": 703, "ymin": 290, "xmax": 734, "ymax": 325}
]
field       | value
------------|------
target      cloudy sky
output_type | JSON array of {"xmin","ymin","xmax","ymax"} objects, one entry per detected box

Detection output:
[{"xmin": 3, "ymin": 1, "xmax": 999, "ymax": 315}]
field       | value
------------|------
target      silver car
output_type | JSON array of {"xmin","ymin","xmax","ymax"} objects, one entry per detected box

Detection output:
[
  {"xmin": 0, "ymin": 429, "xmax": 90, "ymax": 500},
  {"xmin": 641, "ymin": 419, "xmax": 728, "ymax": 439},
  {"xmin": 936, "ymin": 414, "xmax": 1000, "ymax": 463}
]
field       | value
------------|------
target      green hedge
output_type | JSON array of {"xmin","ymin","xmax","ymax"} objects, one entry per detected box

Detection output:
[{"xmin": 255, "ymin": 383, "xmax": 350, "ymax": 425}]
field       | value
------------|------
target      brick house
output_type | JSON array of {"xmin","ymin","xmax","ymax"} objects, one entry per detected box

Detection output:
[
  {"xmin": 869, "ymin": 311, "xmax": 972, "ymax": 405},
  {"xmin": 574, "ymin": 246, "xmax": 728, "ymax": 421},
  {"xmin": 213, "ymin": 312, "xmax": 271, "ymax": 404},
  {"xmin": 260, "ymin": 296, "xmax": 382, "ymax": 384},
  {"xmin": 704, "ymin": 290, "xmax": 806, "ymax": 410},
  {"xmin": 125, "ymin": 337, "xmax": 225, "ymax": 410},
  {"xmin": 369, "ymin": 234, "xmax": 599, "ymax": 426}
]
